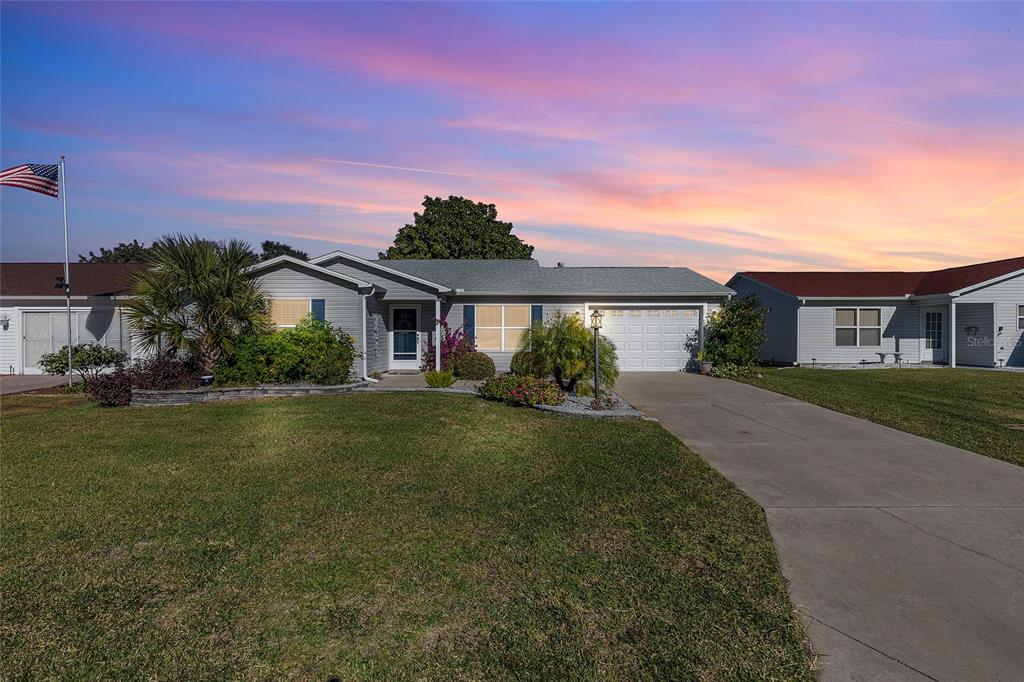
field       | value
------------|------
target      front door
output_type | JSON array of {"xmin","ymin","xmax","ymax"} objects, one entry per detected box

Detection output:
[
  {"xmin": 390, "ymin": 307, "xmax": 420, "ymax": 370},
  {"xmin": 921, "ymin": 307, "xmax": 947, "ymax": 364}
]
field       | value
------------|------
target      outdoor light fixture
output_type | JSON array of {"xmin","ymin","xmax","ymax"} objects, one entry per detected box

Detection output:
[{"xmin": 590, "ymin": 309, "xmax": 603, "ymax": 401}]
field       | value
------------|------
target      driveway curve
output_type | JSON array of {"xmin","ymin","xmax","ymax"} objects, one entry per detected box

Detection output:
[{"xmin": 617, "ymin": 372, "xmax": 1024, "ymax": 681}]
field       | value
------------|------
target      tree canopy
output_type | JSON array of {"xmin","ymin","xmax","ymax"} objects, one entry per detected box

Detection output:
[
  {"xmin": 379, "ymin": 196, "xmax": 534, "ymax": 260},
  {"xmin": 260, "ymin": 240, "xmax": 308, "ymax": 261},
  {"xmin": 79, "ymin": 239, "xmax": 154, "ymax": 263}
]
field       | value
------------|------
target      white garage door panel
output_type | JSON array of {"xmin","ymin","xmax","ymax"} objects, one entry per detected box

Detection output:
[{"xmin": 601, "ymin": 307, "xmax": 700, "ymax": 372}]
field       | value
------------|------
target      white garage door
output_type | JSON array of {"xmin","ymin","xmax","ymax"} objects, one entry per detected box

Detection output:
[{"xmin": 601, "ymin": 307, "xmax": 701, "ymax": 371}]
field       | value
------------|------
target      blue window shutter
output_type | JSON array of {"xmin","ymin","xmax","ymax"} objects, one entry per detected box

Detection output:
[
  {"xmin": 311, "ymin": 299, "xmax": 326, "ymax": 322},
  {"xmin": 531, "ymin": 305, "xmax": 543, "ymax": 325},
  {"xmin": 463, "ymin": 305, "xmax": 475, "ymax": 343}
]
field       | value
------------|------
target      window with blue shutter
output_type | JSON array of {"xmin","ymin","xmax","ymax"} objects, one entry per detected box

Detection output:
[
  {"xmin": 463, "ymin": 305, "xmax": 475, "ymax": 344},
  {"xmin": 531, "ymin": 305, "xmax": 543, "ymax": 325},
  {"xmin": 311, "ymin": 299, "xmax": 326, "ymax": 322}
]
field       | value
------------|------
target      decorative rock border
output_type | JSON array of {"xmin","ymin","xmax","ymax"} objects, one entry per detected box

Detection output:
[
  {"xmin": 354, "ymin": 386, "xmax": 477, "ymax": 396},
  {"xmin": 132, "ymin": 381, "xmax": 370, "ymax": 406}
]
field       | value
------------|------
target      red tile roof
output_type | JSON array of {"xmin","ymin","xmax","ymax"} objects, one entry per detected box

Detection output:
[
  {"xmin": 0, "ymin": 262, "xmax": 145, "ymax": 297},
  {"xmin": 739, "ymin": 256, "xmax": 1024, "ymax": 298}
]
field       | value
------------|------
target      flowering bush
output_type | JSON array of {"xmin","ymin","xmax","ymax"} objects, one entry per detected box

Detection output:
[
  {"xmin": 478, "ymin": 373, "xmax": 564, "ymax": 407},
  {"xmin": 39, "ymin": 343, "xmax": 129, "ymax": 383},
  {"xmin": 422, "ymin": 315, "xmax": 475, "ymax": 371}
]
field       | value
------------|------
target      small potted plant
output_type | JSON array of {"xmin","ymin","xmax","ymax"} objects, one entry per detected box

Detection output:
[{"xmin": 696, "ymin": 350, "xmax": 713, "ymax": 375}]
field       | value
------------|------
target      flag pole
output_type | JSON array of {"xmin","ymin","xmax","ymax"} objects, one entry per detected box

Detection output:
[{"xmin": 60, "ymin": 156, "xmax": 72, "ymax": 388}]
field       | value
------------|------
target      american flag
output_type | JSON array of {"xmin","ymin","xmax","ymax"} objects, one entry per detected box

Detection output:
[{"xmin": 0, "ymin": 163, "xmax": 59, "ymax": 197}]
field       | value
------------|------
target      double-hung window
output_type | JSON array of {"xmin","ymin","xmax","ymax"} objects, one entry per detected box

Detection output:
[
  {"xmin": 835, "ymin": 308, "xmax": 882, "ymax": 347},
  {"xmin": 1018, "ymin": 305, "xmax": 1024, "ymax": 330},
  {"xmin": 475, "ymin": 305, "xmax": 531, "ymax": 351}
]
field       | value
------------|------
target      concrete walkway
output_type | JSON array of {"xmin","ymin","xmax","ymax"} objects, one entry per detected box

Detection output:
[
  {"xmin": 617, "ymin": 372, "xmax": 1024, "ymax": 681},
  {"xmin": 0, "ymin": 374, "xmax": 77, "ymax": 395}
]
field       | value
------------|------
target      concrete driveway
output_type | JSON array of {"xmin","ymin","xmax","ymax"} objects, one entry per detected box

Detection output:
[
  {"xmin": 617, "ymin": 372, "xmax": 1024, "ymax": 681},
  {"xmin": 0, "ymin": 374, "xmax": 76, "ymax": 395}
]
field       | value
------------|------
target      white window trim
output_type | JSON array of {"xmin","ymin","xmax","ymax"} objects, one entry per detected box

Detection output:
[
  {"xmin": 269, "ymin": 298, "xmax": 311, "ymax": 328},
  {"xmin": 474, "ymin": 303, "xmax": 534, "ymax": 352},
  {"xmin": 1018, "ymin": 304, "xmax": 1024, "ymax": 331},
  {"xmin": 834, "ymin": 307, "xmax": 882, "ymax": 348}
]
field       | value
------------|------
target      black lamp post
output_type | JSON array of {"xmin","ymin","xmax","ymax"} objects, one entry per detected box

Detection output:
[{"xmin": 590, "ymin": 308, "xmax": 603, "ymax": 400}]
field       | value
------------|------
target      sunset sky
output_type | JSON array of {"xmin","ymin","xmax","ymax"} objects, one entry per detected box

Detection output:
[{"xmin": 2, "ymin": 1, "xmax": 1022, "ymax": 282}]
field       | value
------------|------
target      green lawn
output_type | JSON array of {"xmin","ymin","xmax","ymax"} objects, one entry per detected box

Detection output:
[
  {"xmin": 742, "ymin": 368, "xmax": 1024, "ymax": 467},
  {"xmin": 1, "ymin": 393, "xmax": 812, "ymax": 680}
]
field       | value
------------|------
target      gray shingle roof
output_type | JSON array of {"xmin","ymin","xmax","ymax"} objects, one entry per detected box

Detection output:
[{"xmin": 373, "ymin": 259, "xmax": 732, "ymax": 296}]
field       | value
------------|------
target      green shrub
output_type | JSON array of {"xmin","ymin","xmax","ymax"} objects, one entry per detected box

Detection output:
[
  {"xmin": 453, "ymin": 351, "xmax": 495, "ymax": 380},
  {"xmin": 702, "ymin": 295, "xmax": 766, "ymax": 368},
  {"xmin": 478, "ymin": 373, "xmax": 564, "ymax": 407},
  {"xmin": 39, "ymin": 343, "xmax": 129, "ymax": 383},
  {"xmin": 709, "ymin": 363, "xmax": 757, "ymax": 380},
  {"xmin": 215, "ymin": 315, "xmax": 358, "ymax": 385},
  {"xmin": 424, "ymin": 369, "xmax": 455, "ymax": 388},
  {"xmin": 525, "ymin": 313, "xmax": 618, "ymax": 393},
  {"xmin": 509, "ymin": 349, "xmax": 544, "ymax": 377}
]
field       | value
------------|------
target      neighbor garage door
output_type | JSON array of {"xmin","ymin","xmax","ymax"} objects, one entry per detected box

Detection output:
[{"xmin": 601, "ymin": 307, "xmax": 701, "ymax": 371}]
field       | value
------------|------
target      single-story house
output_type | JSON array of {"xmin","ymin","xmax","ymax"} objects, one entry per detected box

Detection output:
[
  {"xmin": 727, "ymin": 256, "xmax": 1024, "ymax": 368},
  {"xmin": 0, "ymin": 254, "xmax": 731, "ymax": 377},
  {"xmin": 249, "ymin": 251, "xmax": 734, "ymax": 377},
  {"xmin": 0, "ymin": 262, "xmax": 143, "ymax": 374}
]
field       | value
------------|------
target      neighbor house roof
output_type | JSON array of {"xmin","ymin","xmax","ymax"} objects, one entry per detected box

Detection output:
[
  {"xmin": 736, "ymin": 256, "xmax": 1024, "ymax": 298},
  {"xmin": 0, "ymin": 262, "xmax": 145, "ymax": 297},
  {"xmin": 375, "ymin": 258, "xmax": 733, "ymax": 296}
]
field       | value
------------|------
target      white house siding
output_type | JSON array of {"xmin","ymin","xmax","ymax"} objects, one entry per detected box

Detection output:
[
  {"xmin": 797, "ymin": 301, "xmax": 921, "ymax": 365},
  {"xmin": 365, "ymin": 296, "xmax": 388, "ymax": 375},
  {"xmin": 728, "ymin": 276, "xmax": 799, "ymax": 364},
  {"xmin": 956, "ymin": 272, "xmax": 1024, "ymax": 367},
  {"xmin": 954, "ymin": 303, "xmax": 995, "ymax": 367},
  {"xmin": 0, "ymin": 307, "xmax": 18, "ymax": 374}
]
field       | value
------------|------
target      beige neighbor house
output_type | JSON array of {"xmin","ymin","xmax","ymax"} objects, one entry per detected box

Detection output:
[{"xmin": 727, "ymin": 256, "xmax": 1024, "ymax": 368}]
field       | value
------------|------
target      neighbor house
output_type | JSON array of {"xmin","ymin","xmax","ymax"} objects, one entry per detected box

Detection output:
[
  {"xmin": 727, "ymin": 256, "xmax": 1024, "ymax": 368},
  {"xmin": 249, "ymin": 251, "xmax": 734, "ymax": 377},
  {"xmin": 0, "ymin": 262, "xmax": 143, "ymax": 374}
]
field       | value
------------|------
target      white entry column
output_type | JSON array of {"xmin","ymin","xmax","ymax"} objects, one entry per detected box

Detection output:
[{"xmin": 950, "ymin": 300, "xmax": 957, "ymax": 368}]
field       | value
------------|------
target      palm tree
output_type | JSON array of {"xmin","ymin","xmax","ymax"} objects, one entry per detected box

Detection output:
[{"xmin": 123, "ymin": 235, "xmax": 269, "ymax": 373}]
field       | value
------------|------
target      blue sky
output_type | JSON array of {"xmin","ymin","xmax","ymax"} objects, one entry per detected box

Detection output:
[{"xmin": 2, "ymin": 1, "xmax": 1021, "ymax": 280}]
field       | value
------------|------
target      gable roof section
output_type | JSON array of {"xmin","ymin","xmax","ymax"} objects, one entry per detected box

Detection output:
[
  {"xmin": 736, "ymin": 256, "xmax": 1024, "ymax": 298},
  {"xmin": 310, "ymin": 251, "xmax": 452, "ymax": 292},
  {"xmin": 247, "ymin": 255, "xmax": 376, "ymax": 291},
  {"xmin": 0, "ymin": 262, "xmax": 145, "ymax": 297}
]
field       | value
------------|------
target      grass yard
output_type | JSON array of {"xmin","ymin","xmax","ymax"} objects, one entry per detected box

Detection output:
[
  {"xmin": 1, "ymin": 393, "xmax": 812, "ymax": 680},
  {"xmin": 742, "ymin": 368, "xmax": 1024, "ymax": 467}
]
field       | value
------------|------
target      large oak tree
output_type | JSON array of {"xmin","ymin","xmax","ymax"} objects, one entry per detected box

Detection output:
[{"xmin": 379, "ymin": 196, "xmax": 534, "ymax": 260}]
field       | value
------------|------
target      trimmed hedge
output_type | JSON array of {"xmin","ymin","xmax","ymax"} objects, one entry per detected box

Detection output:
[{"xmin": 453, "ymin": 351, "xmax": 495, "ymax": 380}]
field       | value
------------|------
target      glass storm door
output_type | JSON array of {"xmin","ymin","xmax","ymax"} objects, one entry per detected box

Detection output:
[
  {"xmin": 390, "ymin": 307, "xmax": 419, "ymax": 369},
  {"xmin": 922, "ymin": 309, "xmax": 946, "ymax": 363}
]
